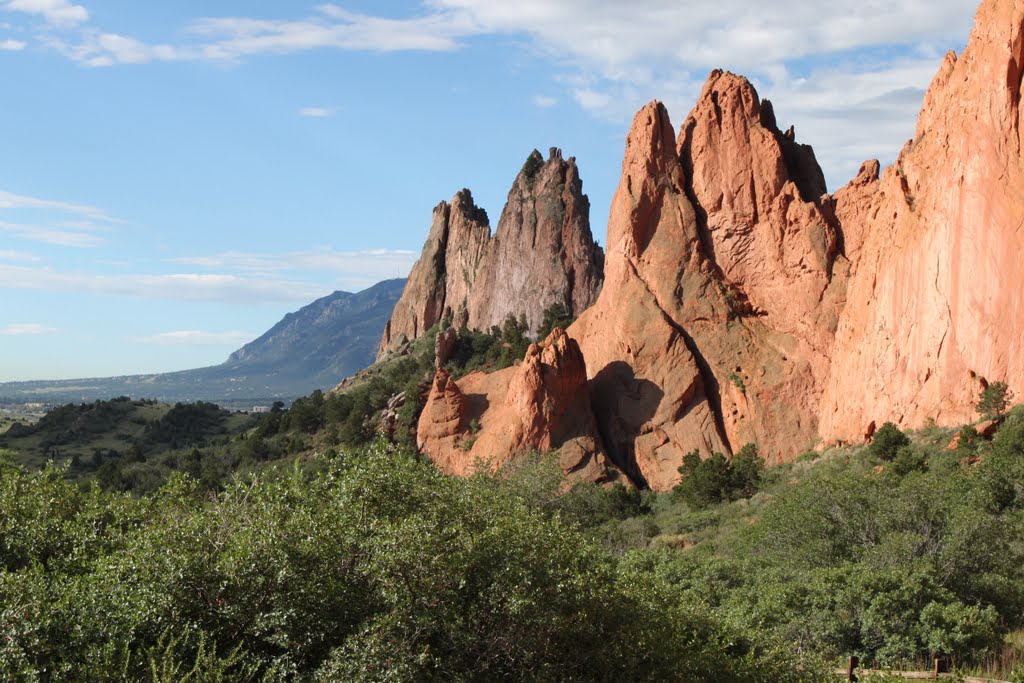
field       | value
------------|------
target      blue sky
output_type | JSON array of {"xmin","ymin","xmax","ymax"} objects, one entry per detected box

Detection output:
[{"xmin": 0, "ymin": 0, "xmax": 978, "ymax": 381}]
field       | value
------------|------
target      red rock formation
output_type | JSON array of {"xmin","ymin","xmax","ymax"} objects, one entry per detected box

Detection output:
[
  {"xmin": 469, "ymin": 148, "xmax": 604, "ymax": 333},
  {"xmin": 378, "ymin": 190, "xmax": 491, "ymax": 356},
  {"xmin": 378, "ymin": 150, "xmax": 603, "ymax": 359},
  {"xmin": 416, "ymin": 328, "xmax": 623, "ymax": 484},
  {"xmin": 567, "ymin": 69, "xmax": 849, "ymax": 488},
  {"xmin": 819, "ymin": 0, "xmax": 1024, "ymax": 443},
  {"xmin": 412, "ymin": 0, "xmax": 1024, "ymax": 489}
]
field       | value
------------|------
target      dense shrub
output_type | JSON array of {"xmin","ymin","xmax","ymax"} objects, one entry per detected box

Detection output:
[
  {"xmin": 673, "ymin": 444, "xmax": 765, "ymax": 510},
  {"xmin": 0, "ymin": 446, "xmax": 822, "ymax": 681},
  {"xmin": 869, "ymin": 422, "xmax": 910, "ymax": 461}
]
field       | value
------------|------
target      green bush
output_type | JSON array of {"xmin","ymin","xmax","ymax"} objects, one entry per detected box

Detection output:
[
  {"xmin": 535, "ymin": 301, "xmax": 574, "ymax": 341},
  {"xmin": 0, "ymin": 446, "xmax": 817, "ymax": 681},
  {"xmin": 673, "ymin": 444, "xmax": 765, "ymax": 510},
  {"xmin": 869, "ymin": 422, "xmax": 910, "ymax": 461}
]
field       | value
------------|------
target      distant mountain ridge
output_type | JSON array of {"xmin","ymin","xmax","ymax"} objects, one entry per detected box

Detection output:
[{"xmin": 0, "ymin": 278, "xmax": 406, "ymax": 405}]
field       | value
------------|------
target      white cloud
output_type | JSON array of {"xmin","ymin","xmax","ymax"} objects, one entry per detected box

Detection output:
[
  {"xmin": 531, "ymin": 94, "xmax": 557, "ymax": 108},
  {"xmin": 187, "ymin": 6, "xmax": 477, "ymax": 58},
  {"xmin": 1, "ymin": 322, "xmax": 58, "ymax": 335},
  {"xmin": 13, "ymin": 1, "xmax": 979, "ymax": 188},
  {"xmin": 299, "ymin": 106, "xmax": 332, "ymax": 117},
  {"xmin": 0, "ymin": 220, "xmax": 105, "ymax": 247},
  {"xmin": 426, "ymin": 0, "xmax": 976, "ymax": 73},
  {"xmin": 5, "ymin": 0, "xmax": 86, "ymax": 26},
  {"xmin": 0, "ymin": 189, "xmax": 118, "ymax": 247},
  {"xmin": 167, "ymin": 248, "xmax": 418, "ymax": 287},
  {"xmin": 0, "ymin": 188, "xmax": 115, "ymax": 221},
  {"xmin": 131, "ymin": 330, "xmax": 255, "ymax": 346},
  {"xmin": 0, "ymin": 249, "xmax": 40, "ymax": 262},
  {"xmin": 0, "ymin": 38, "xmax": 24, "ymax": 50},
  {"xmin": 0, "ymin": 263, "xmax": 327, "ymax": 303},
  {"xmin": 45, "ymin": 30, "xmax": 182, "ymax": 67},
  {"xmin": 47, "ymin": 5, "xmax": 481, "ymax": 67}
]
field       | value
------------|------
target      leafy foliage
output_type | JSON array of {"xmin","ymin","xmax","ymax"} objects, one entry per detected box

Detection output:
[
  {"xmin": 868, "ymin": 422, "xmax": 910, "ymax": 461},
  {"xmin": 535, "ymin": 301, "xmax": 575, "ymax": 341},
  {"xmin": 978, "ymin": 381, "xmax": 1012, "ymax": 419},
  {"xmin": 673, "ymin": 444, "xmax": 765, "ymax": 509},
  {"xmin": 0, "ymin": 446, "xmax": 817, "ymax": 681}
]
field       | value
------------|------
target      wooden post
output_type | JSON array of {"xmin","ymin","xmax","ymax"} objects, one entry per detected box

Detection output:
[
  {"xmin": 933, "ymin": 658, "xmax": 941, "ymax": 680},
  {"xmin": 846, "ymin": 656, "xmax": 858, "ymax": 681}
]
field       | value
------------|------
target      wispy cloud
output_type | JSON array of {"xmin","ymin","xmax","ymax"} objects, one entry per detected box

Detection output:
[
  {"xmin": 37, "ymin": 4, "xmax": 480, "ymax": 67},
  {"xmin": 0, "ymin": 38, "xmax": 24, "ymax": 50},
  {"xmin": 5, "ymin": 0, "xmax": 87, "ymax": 27},
  {"xmin": 167, "ymin": 248, "xmax": 417, "ymax": 288},
  {"xmin": 0, "ymin": 249, "xmax": 40, "ymax": 262},
  {"xmin": 131, "ymin": 330, "xmax": 255, "ymax": 346},
  {"xmin": 4, "ymin": 1, "xmax": 978, "ymax": 187},
  {"xmin": 0, "ymin": 189, "xmax": 119, "ymax": 247},
  {"xmin": 0, "ymin": 263, "xmax": 327, "ymax": 304},
  {"xmin": 531, "ymin": 94, "xmax": 557, "ymax": 108},
  {"xmin": 0, "ymin": 188, "xmax": 115, "ymax": 221},
  {"xmin": 1, "ymin": 322, "xmax": 59, "ymax": 335},
  {"xmin": 299, "ymin": 106, "xmax": 333, "ymax": 117},
  {"xmin": 0, "ymin": 220, "xmax": 105, "ymax": 247}
]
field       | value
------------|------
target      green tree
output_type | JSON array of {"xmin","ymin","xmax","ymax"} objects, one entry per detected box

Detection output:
[
  {"xmin": 977, "ymin": 381, "xmax": 1012, "ymax": 419},
  {"xmin": 869, "ymin": 422, "xmax": 910, "ymax": 461},
  {"xmin": 536, "ymin": 301, "xmax": 574, "ymax": 341},
  {"xmin": 729, "ymin": 443, "xmax": 764, "ymax": 499}
]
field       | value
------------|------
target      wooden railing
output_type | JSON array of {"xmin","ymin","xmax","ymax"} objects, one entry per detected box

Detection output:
[{"xmin": 835, "ymin": 656, "xmax": 1012, "ymax": 682}]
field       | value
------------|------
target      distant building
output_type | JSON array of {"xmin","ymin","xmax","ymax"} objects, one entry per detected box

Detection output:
[{"xmin": 251, "ymin": 406, "xmax": 270, "ymax": 413}]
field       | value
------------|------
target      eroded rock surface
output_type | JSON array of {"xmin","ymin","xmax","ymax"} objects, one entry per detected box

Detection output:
[
  {"xmin": 819, "ymin": 0, "xmax": 1024, "ymax": 443},
  {"xmin": 410, "ymin": 0, "xmax": 1024, "ymax": 489},
  {"xmin": 378, "ymin": 150, "xmax": 603, "ymax": 359},
  {"xmin": 416, "ymin": 328, "xmax": 623, "ymax": 484}
]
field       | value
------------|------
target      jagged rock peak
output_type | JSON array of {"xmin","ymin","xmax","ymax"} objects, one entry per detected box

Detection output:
[
  {"xmin": 450, "ymin": 188, "xmax": 490, "ymax": 227},
  {"xmin": 378, "ymin": 145, "xmax": 605, "ymax": 359},
  {"xmin": 681, "ymin": 70, "xmax": 828, "ymax": 204},
  {"xmin": 377, "ymin": 187, "xmax": 491, "ymax": 357}
]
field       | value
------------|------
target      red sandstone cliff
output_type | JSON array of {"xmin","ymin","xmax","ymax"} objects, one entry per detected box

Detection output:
[
  {"xmin": 568, "ymin": 73, "xmax": 847, "ymax": 488},
  {"xmin": 409, "ymin": 0, "xmax": 1023, "ymax": 489},
  {"xmin": 819, "ymin": 0, "xmax": 1024, "ymax": 442},
  {"xmin": 378, "ymin": 149, "xmax": 604, "ymax": 358}
]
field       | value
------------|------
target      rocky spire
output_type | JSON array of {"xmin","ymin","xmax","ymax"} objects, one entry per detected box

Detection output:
[{"xmin": 377, "ymin": 149, "xmax": 604, "ymax": 360}]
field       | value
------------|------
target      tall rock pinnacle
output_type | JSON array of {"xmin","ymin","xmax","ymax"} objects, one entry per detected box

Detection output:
[
  {"xmin": 406, "ymin": 0, "xmax": 1024, "ymax": 490},
  {"xmin": 377, "ymin": 149, "xmax": 604, "ymax": 359}
]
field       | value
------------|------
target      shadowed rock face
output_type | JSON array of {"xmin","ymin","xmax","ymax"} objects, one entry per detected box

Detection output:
[
  {"xmin": 377, "ymin": 190, "xmax": 491, "ymax": 357},
  {"xmin": 411, "ymin": 0, "xmax": 1024, "ymax": 490},
  {"xmin": 377, "ymin": 149, "xmax": 604, "ymax": 359}
]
